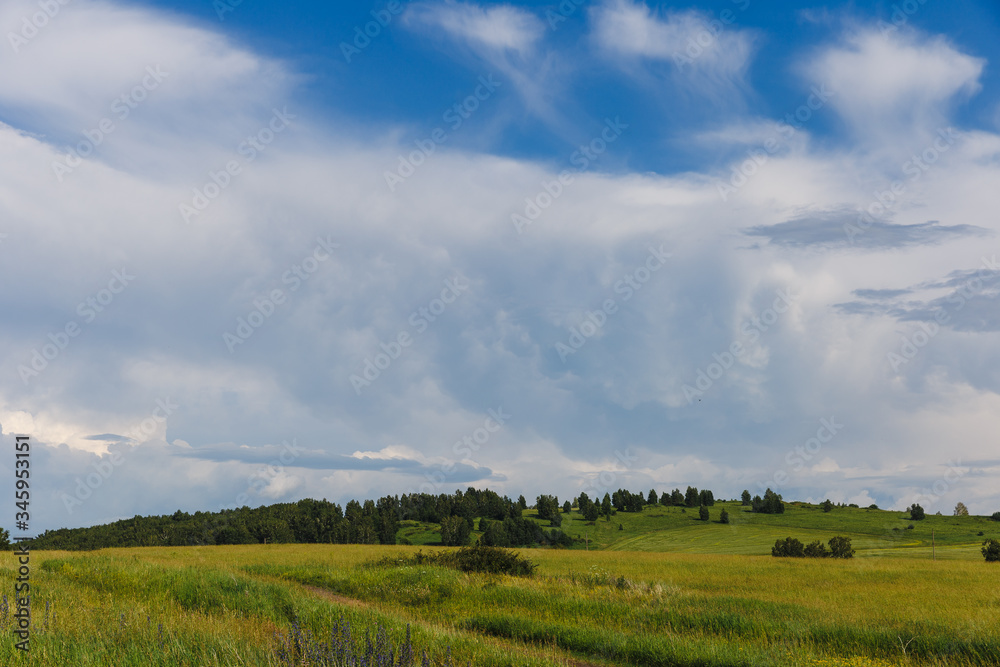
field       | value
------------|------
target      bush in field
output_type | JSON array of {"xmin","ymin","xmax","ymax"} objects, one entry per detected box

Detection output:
[
  {"xmin": 447, "ymin": 545, "xmax": 537, "ymax": 576},
  {"xmin": 772, "ymin": 537, "xmax": 805, "ymax": 557},
  {"xmin": 992, "ymin": 511, "xmax": 1000, "ymax": 521},
  {"xmin": 983, "ymin": 539, "xmax": 1000, "ymax": 563},
  {"xmin": 698, "ymin": 505, "xmax": 709, "ymax": 521},
  {"xmin": 908, "ymin": 503, "xmax": 925, "ymax": 520},
  {"xmin": 719, "ymin": 509, "xmax": 729, "ymax": 524},
  {"xmin": 828, "ymin": 536, "xmax": 855, "ymax": 559},
  {"xmin": 380, "ymin": 545, "xmax": 537, "ymax": 576},
  {"xmin": 804, "ymin": 540, "xmax": 828, "ymax": 558},
  {"xmin": 821, "ymin": 499, "xmax": 834, "ymax": 513}
]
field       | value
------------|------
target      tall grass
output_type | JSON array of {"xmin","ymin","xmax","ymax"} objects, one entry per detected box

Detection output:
[{"xmin": 0, "ymin": 544, "xmax": 996, "ymax": 666}]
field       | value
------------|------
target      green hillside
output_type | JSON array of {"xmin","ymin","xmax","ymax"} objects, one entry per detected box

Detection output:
[{"xmin": 402, "ymin": 500, "xmax": 998, "ymax": 560}]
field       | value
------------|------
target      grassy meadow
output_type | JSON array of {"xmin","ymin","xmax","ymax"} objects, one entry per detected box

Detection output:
[{"xmin": 1, "ymin": 502, "xmax": 997, "ymax": 666}]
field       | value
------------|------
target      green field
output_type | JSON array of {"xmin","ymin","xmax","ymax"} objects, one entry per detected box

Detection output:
[
  {"xmin": 1, "ymin": 503, "xmax": 997, "ymax": 666},
  {"xmin": 409, "ymin": 501, "xmax": 997, "ymax": 560}
]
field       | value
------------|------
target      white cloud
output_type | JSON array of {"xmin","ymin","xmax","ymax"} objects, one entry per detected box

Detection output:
[
  {"xmin": 589, "ymin": 0, "xmax": 755, "ymax": 93},
  {"xmin": 806, "ymin": 29, "xmax": 984, "ymax": 144},
  {"xmin": 406, "ymin": 2, "xmax": 543, "ymax": 56}
]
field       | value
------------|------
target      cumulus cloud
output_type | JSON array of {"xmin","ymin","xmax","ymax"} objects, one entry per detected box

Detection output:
[
  {"xmin": 805, "ymin": 29, "xmax": 984, "ymax": 146},
  {"xmin": 1, "ymin": 1, "xmax": 1000, "ymax": 531}
]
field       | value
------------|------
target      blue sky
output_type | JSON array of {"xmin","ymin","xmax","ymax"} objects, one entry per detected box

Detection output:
[{"xmin": 1, "ymin": 0, "xmax": 999, "ymax": 531}]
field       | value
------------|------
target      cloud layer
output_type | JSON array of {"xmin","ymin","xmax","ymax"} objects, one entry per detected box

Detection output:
[{"xmin": 0, "ymin": 1, "xmax": 998, "ymax": 531}]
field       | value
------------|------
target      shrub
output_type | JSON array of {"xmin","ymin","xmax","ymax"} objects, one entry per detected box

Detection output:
[
  {"xmin": 772, "ymin": 537, "xmax": 805, "ymax": 557},
  {"xmin": 804, "ymin": 540, "xmax": 828, "ymax": 558},
  {"xmin": 991, "ymin": 512, "xmax": 1000, "ymax": 522},
  {"xmin": 867, "ymin": 503, "xmax": 879, "ymax": 510},
  {"xmin": 983, "ymin": 539, "xmax": 1000, "ymax": 563},
  {"xmin": 906, "ymin": 524, "xmax": 914, "ymax": 530},
  {"xmin": 821, "ymin": 499, "xmax": 833, "ymax": 513},
  {"xmin": 908, "ymin": 504, "xmax": 925, "ymax": 520},
  {"xmin": 719, "ymin": 509, "xmax": 730, "ymax": 524},
  {"xmin": 384, "ymin": 545, "xmax": 537, "ymax": 576},
  {"xmin": 549, "ymin": 512, "xmax": 562, "ymax": 528},
  {"xmin": 698, "ymin": 505, "xmax": 709, "ymax": 521},
  {"xmin": 828, "ymin": 535, "xmax": 855, "ymax": 559}
]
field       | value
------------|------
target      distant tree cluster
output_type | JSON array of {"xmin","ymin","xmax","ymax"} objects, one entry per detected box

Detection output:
[
  {"xmin": 479, "ymin": 516, "xmax": 572, "ymax": 548},
  {"xmin": 772, "ymin": 536, "xmax": 854, "ymax": 559},
  {"xmin": 749, "ymin": 488, "xmax": 785, "ymax": 514},
  {"xmin": 992, "ymin": 512, "xmax": 1000, "ymax": 522}
]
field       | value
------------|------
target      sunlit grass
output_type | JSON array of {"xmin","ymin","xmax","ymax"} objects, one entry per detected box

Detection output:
[{"xmin": 0, "ymin": 544, "xmax": 995, "ymax": 666}]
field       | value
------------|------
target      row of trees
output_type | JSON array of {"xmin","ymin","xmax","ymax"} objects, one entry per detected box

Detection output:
[
  {"xmin": 571, "ymin": 486, "xmax": 719, "ymax": 523},
  {"xmin": 772, "ymin": 536, "xmax": 855, "ymax": 558}
]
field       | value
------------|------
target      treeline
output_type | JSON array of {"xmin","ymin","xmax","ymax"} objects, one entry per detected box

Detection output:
[
  {"xmin": 26, "ymin": 484, "xmax": 728, "ymax": 551},
  {"xmin": 573, "ymin": 486, "xmax": 718, "ymax": 521},
  {"xmin": 26, "ymin": 488, "xmax": 545, "ymax": 551}
]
